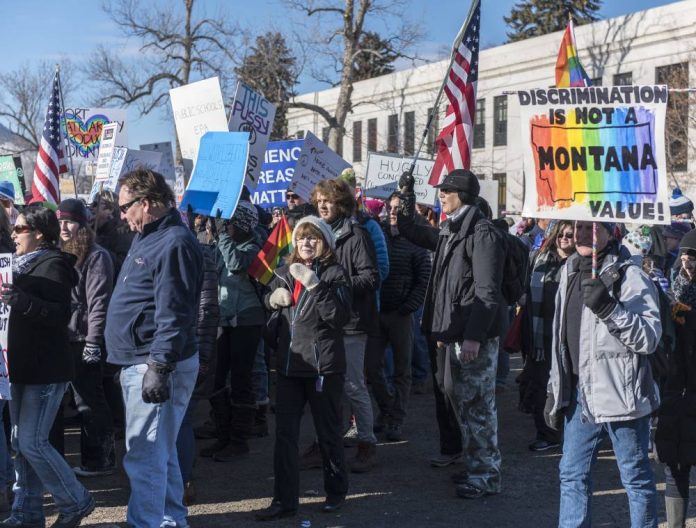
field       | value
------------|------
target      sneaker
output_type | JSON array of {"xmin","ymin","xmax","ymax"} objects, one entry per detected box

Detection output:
[
  {"xmin": 350, "ymin": 442, "xmax": 377, "ymax": 473},
  {"xmin": 528, "ymin": 439, "xmax": 561, "ymax": 452},
  {"xmin": 385, "ymin": 424, "xmax": 403, "ymax": 442},
  {"xmin": 73, "ymin": 465, "xmax": 114, "ymax": 478},
  {"xmin": 213, "ymin": 439, "xmax": 250, "ymax": 462},
  {"xmin": 343, "ymin": 424, "xmax": 359, "ymax": 448},
  {"xmin": 455, "ymin": 482, "xmax": 494, "ymax": 500},
  {"xmin": 50, "ymin": 496, "xmax": 95, "ymax": 527},
  {"xmin": 199, "ymin": 439, "xmax": 229, "ymax": 458},
  {"xmin": 299, "ymin": 441, "xmax": 322, "ymax": 471},
  {"xmin": 429, "ymin": 453, "xmax": 463, "ymax": 468}
]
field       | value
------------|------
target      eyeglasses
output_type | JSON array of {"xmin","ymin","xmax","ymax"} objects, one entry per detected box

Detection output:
[
  {"xmin": 297, "ymin": 236, "xmax": 319, "ymax": 244},
  {"xmin": 557, "ymin": 232, "xmax": 574, "ymax": 240},
  {"xmin": 286, "ymin": 194, "xmax": 300, "ymax": 200},
  {"xmin": 119, "ymin": 198, "xmax": 141, "ymax": 214},
  {"xmin": 12, "ymin": 225, "xmax": 33, "ymax": 235}
]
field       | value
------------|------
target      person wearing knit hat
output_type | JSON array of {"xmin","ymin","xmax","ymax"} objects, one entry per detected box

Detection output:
[
  {"xmin": 0, "ymin": 181, "xmax": 19, "ymax": 225},
  {"xmin": 669, "ymin": 188, "xmax": 694, "ymax": 220},
  {"xmin": 57, "ymin": 198, "xmax": 88, "ymax": 226},
  {"xmin": 622, "ymin": 227, "xmax": 653, "ymax": 264},
  {"xmin": 292, "ymin": 215, "xmax": 335, "ymax": 250},
  {"xmin": 230, "ymin": 200, "xmax": 258, "ymax": 235},
  {"xmin": 673, "ymin": 229, "xmax": 696, "ymax": 309}
]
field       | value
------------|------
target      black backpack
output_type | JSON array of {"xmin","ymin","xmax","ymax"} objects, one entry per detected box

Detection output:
[{"xmin": 500, "ymin": 232, "xmax": 530, "ymax": 305}]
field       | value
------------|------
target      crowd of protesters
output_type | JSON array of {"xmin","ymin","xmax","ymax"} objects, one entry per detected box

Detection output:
[{"xmin": 0, "ymin": 168, "xmax": 693, "ymax": 528}]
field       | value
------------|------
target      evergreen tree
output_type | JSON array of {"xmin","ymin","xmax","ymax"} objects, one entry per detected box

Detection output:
[
  {"xmin": 235, "ymin": 32, "xmax": 298, "ymax": 140},
  {"xmin": 352, "ymin": 31, "xmax": 398, "ymax": 82},
  {"xmin": 504, "ymin": 0, "xmax": 602, "ymax": 43}
]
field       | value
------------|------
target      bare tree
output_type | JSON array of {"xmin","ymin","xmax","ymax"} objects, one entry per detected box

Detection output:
[
  {"xmin": 284, "ymin": 0, "xmax": 422, "ymax": 152},
  {"xmin": 85, "ymin": 0, "xmax": 243, "ymax": 162}
]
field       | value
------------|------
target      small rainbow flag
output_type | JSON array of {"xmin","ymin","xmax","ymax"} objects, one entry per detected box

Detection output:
[
  {"xmin": 555, "ymin": 21, "xmax": 591, "ymax": 88},
  {"xmin": 248, "ymin": 215, "xmax": 293, "ymax": 285}
]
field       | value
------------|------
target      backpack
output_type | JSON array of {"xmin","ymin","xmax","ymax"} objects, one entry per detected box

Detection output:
[
  {"xmin": 500, "ymin": 232, "xmax": 530, "ymax": 305},
  {"xmin": 601, "ymin": 261, "xmax": 676, "ymax": 382}
]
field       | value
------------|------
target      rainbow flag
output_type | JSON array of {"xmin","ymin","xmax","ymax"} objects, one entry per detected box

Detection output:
[
  {"xmin": 555, "ymin": 21, "xmax": 591, "ymax": 88},
  {"xmin": 248, "ymin": 215, "xmax": 293, "ymax": 285}
]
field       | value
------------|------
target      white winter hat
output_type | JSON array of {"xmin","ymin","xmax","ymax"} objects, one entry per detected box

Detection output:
[{"xmin": 292, "ymin": 215, "xmax": 335, "ymax": 250}]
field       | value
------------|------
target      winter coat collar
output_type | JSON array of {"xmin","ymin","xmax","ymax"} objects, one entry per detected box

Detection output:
[{"xmin": 141, "ymin": 208, "xmax": 183, "ymax": 238}]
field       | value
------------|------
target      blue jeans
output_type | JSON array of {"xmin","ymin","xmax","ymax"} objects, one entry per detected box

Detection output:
[
  {"xmin": 121, "ymin": 354, "xmax": 199, "ymax": 528},
  {"xmin": 559, "ymin": 388, "xmax": 657, "ymax": 528},
  {"xmin": 176, "ymin": 400, "xmax": 197, "ymax": 484},
  {"xmin": 411, "ymin": 305, "xmax": 429, "ymax": 384},
  {"xmin": 9, "ymin": 383, "xmax": 92, "ymax": 526}
]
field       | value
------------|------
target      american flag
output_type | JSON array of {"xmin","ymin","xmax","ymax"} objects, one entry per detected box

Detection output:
[
  {"xmin": 429, "ymin": 0, "xmax": 481, "ymax": 185},
  {"xmin": 31, "ymin": 71, "xmax": 67, "ymax": 204}
]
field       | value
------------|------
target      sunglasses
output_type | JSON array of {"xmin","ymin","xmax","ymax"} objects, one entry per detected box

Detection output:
[
  {"xmin": 119, "ymin": 198, "xmax": 141, "ymax": 214},
  {"xmin": 286, "ymin": 193, "xmax": 300, "ymax": 200},
  {"xmin": 12, "ymin": 224, "xmax": 33, "ymax": 234},
  {"xmin": 557, "ymin": 232, "xmax": 574, "ymax": 240}
]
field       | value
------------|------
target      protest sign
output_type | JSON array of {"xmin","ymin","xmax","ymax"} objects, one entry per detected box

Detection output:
[
  {"xmin": 479, "ymin": 180, "xmax": 499, "ymax": 218},
  {"xmin": 0, "ymin": 156, "xmax": 26, "ymax": 205},
  {"xmin": 517, "ymin": 85, "xmax": 670, "ymax": 224},
  {"xmin": 180, "ymin": 132, "xmax": 249, "ymax": 218},
  {"xmin": 288, "ymin": 132, "xmax": 351, "ymax": 201},
  {"xmin": 364, "ymin": 152, "xmax": 437, "ymax": 206},
  {"xmin": 250, "ymin": 140, "xmax": 303, "ymax": 208},
  {"xmin": 0, "ymin": 254, "xmax": 12, "ymax": 399},
  {"xmin": 140, "ymin": 142, "xmax": 175, "ymax": 184},
  {"xmin": 62, "ymin": 107, "xmax": 127, "ymax": 161},
  {"xmin": 228, "ymin": 82, "xmax": 277, "ymax": 188},
  {"xmin": 87, "ymin": 147, "xmax": 162, "ymax": 203},
  {"xmin": 169, "ymin": 77, "xmax": 228, "ymax": 175},
  {"xmin": 94, "ymin": 123, "xmax": 120, "ymax": 181}
]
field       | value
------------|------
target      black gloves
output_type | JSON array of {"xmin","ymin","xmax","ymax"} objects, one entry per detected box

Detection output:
[
  {"xmin": 543, "ymin": 393, "xmax": 563, "ymax": 431},
  {"xmin": 582, "ymin": 278, "xmax": 617, "ymax": 319},
  {"xmin": 398, "ymin": 170, "xmax": 415, "ymax": 193},
  {"xmin": 83, "ymin": 342, "xmax": 102, "ymax": 365},
  {"xmin": 142, "ymin": 360, "xmax": 174, "ymax": 404},
  {"xmin": 0, "ymin": 284, "xmax": 31, "ymax": 313}
]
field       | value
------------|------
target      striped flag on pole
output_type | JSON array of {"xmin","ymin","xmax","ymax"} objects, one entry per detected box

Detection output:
[
  {"xmin": 248, "ymin": 215, "xmax": 293, "ymax": 285},
  {"xmin": 429, "ymin": 0, "xmax": 481, "ymax": 186},
  {"xmin": 31, "ymin": 71, "xmax": 67, "ymax": 204},
  {"xmin": 555, "ymin": 20, "xmax": 591, "ymax": 88}
]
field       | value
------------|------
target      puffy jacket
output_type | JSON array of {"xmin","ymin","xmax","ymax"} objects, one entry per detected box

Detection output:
[
  {"xmin": 358, "ymin": 213, "xmax": 390, "ymax": 282},
  {"xmin": 380, "ymin": 221, "xmax": 431, "ymax": 314},
  {"xmin": 216, "ymin": 232, "xmax": 265, "ymax": 327},
  {"xmin": 266, "ymin": 261, "xmax": 351, "ymax": 377},
  {"xmin": 332, "ymin": 217, "xmax": 380, "ymax": 335},
  {"xmin": 397, "ymin": 194, "xmax": 505, "ymax": 343},
  {"xmin": 193, "ymin": 243, "xmax": 220, "ymax": 399},
  {"xmin": 105, "ymin": 209, "xmax": 203, "ymax": 367},
  {"xmin": 548, "ymin": 252, "xmax": 662, "ymax": 424},
  {"xmin": 68, "ymin": 244, "xmax": 114, "ymax": 344}
]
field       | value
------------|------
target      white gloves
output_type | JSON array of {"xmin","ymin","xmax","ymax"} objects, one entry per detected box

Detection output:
[
  {"xmin": 289, "ymin": 263, "xmax": 320, "ymax": 290},
  {"xmin": 269, "ymin": 288, "xmax": 292, "ymax": 309}
]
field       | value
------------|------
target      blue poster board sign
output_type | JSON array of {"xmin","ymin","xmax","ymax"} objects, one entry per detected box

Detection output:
[
  {"xmin": 250, "ymin": 140, "xmax": 303, "ymax": 209},
  {"xmin": 180, "ymin": 132, "xmax": 249, "ymax": 218}
]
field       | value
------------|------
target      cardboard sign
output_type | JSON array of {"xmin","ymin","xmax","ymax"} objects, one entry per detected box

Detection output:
[
  {"xmin": 88, "ymin": 147, "xmax": 162, "ymax": 203},
  {"xmin": 250, "ymin": 140, "xmax": 303, "ymax": 208},
  {"xmin": 518, "ymin": 85, "xmax": 670, "ymax": 224},
  {"xmin": 140, "ymin": 142, "xmax": 175, "ymax": 184},
  {"xmin": 228, "ymin": 82, "xmax": 277, "ymax": 188},
  {"xmin": 180, "ymin": 132, "xmax": 249, "ymax": 218},
  {"xmin": 0, "ymin": 156, "xmax": 26, "ymax": 206},
  {"xmin": 62, "ymin": 107, "xmax": 127, "ymax": 161},
  {"xmin": 94, "ymin": 123, "xmax": 120, "ymax": 181},
  {"xmin": 169, "ymin": 77, "xmax": 228, "ymax": 175},
  {"xmin": 364, "ymin": 152, "xmax": 437, "ymax": 206},
  {"xmin": 0, "ymin": 254, "xmax": 12, "ymax": 400},
  {"xmin": 288, "ymin": 131, "xmax": 351, "ymax": 201}
]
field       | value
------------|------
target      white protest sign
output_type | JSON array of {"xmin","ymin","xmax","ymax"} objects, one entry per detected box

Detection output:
[
  {"xmin": 288, "ymin": 131, "xmax": 351, "ymax": 201},
  {"xmin": 140, "ymin": 142, "xmax": 175, "ymax": 184},
  {"xmin": 228, "ymin": 82, "xmax": 277, "ymax": 189},
  {"xmin": 0, "ymin": 254, "xmax": 11, "ymax": 400},
  {"xmin": 87, "ymin": 148, "xmax": 162, "ymax": 203},
  {"xmin": 94, "ymin": 122, "xmax": 120, "ymax": 181},
  {"xmin": 364, "ymin": 152, "xmax": 437, "ymax": 206},
  {"xmin": 169, "ymin": 77, "xmax": 228, "ymax": 175},
  {"xmin": 479, "ymin": 179, "xmax": 499, "ymax": 218}
]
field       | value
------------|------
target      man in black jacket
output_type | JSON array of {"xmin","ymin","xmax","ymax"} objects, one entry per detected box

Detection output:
[
  {"xmin": 398, "ymin": 169, "xmax": 505, "ymax": 499},
  {"xmin": 366, "ymin": 192, "xmax": 431, "ymax": 442}
]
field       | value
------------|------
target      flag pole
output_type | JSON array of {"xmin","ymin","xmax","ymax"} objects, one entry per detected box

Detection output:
[
  {"xmin": 405, "ymin": 0, "xmax": 479, "ymax": 178},
  {"xmin": 55, "ymin": 64, "xmax": 78, "ymax": 199}
]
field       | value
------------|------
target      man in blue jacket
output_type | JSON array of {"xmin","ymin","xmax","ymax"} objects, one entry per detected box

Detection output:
[{"xmin": 105, "ymin": 169, "xmax": 203, "ymax": 528}]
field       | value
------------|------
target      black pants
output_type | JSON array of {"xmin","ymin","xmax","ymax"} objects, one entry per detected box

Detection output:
[
  {"xmin": 211, "ymin": 325, "xmax": 262, "ymax": 439},
  {"xmin": 70, "ymin": 343, "xmax": 115, "ymax": 469},
  {"xmin": 431, "ymin": 340, "xmax": 462, "ymax": 455},
  {"xmin": 273, "ymin": 374, "xmax": 348, "ymax": 509},
  {"xmin": 665, "ymin": 463, "xmax": 692, "ymax": 499}
]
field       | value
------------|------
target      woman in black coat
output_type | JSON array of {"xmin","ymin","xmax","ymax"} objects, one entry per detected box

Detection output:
[
  {"xmin": 1, "ymin": 205, "xmax": 94, "ymax": 527},
  {"xmin": 255, "ymin": 216, "xmax": 351, "ymax": 521}
]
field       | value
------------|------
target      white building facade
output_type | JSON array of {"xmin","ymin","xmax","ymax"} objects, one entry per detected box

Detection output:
[{"xmin": 286, "ymin": 0, "xmax": 696, "ymax": 216}]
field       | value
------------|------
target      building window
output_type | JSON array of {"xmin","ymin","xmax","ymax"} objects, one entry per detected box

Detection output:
[
  {"xmin": 404, "ymin": 111, "xmax": 415, "ymax": 156},
  {"xmin": 321, "ymin": 127, "xmax": 329, "ymax": 144},
  {"xmin": 493, "ymin": 96, "xmax": 507, "ymax": 147},
  {"xmin": 387, "ymin": 114, "xmax": 398, "ymax": 153},
  {"xmin": 427, "ymin": 107, "xmax": 438, "ymax": 156},
  {"xmin": 590, "ymin": 77, "xmax": 602, "ymax": 86},
  {"xmin": 613, "ymin": 72, "xmax": 632, "ymax": 86},
  {"xmin": 352, "ymin": 121, "xmax": 362, "ymax": 162},
  {"xmin": 367, "ymin": 118, "xmax": 377, "ymax": 152},
  {"xmin": 296, "ymin": 130, "xmax": 305, "ymax": 139},
  {"xmin": 657, "ymin": 63, "xmax": 689, "ymax": 172},
  {"xmin": 493, "ymin": 173, "xmax": 507, "ymax": 214},
  {"xmin": 473, "ymin": 99, "xmax": 485, "ymax": 149}
]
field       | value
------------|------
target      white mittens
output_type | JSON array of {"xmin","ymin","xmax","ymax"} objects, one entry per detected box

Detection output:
[
  {"xmin": 289, "ymin": 263, "xmax": 320, "ymax": 290},
  {"xmin": 269, "ymin": 288, "xmax": 292, "ymax": 309}
]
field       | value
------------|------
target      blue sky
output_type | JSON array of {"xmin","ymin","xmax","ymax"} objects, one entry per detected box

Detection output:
[{"xmin": 0, "ymin": 0, "xmax": 679, "ymax": 151}]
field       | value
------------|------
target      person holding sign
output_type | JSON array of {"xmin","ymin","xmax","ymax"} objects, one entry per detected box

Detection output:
[
  {"xmin": 545, "ymin": 221, "xmax": 661, "ymax": 527},
  {"xmin": 2, "ymin": 205, "xmax": 95, "ymax": 528}
]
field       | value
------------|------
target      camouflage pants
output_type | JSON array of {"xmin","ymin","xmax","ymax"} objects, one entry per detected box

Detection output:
[{"xmin": 440, "ymin": 338, "xmax": 501, "ymax": 493}]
